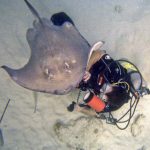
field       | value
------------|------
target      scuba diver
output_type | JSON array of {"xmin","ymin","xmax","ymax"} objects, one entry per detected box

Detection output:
[
  {"xmin": 51, "ymin": 11, "xmax": 150, "ymax": 129},
  {"xmin": 67, "ymin": 41, "xmax": 150, "ymax": 130},
  {"xmin": 68, "ymin": 42, "xmax": 133, "ymax": 115}
]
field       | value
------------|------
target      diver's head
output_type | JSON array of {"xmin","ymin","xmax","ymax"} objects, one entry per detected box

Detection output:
[{"xmin": 104, "ymin": 85, "xmax": 129, "ymax": 107}]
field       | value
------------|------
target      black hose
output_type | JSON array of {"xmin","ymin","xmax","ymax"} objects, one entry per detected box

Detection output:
[
  {"xmin": 108, "ymin": 95, "xmax": 140, "ymax": 130},
  {"xmin": 109, "ymin": 59, "xmax": 143, "ymax": 129},
  {"xmin": 117, "ymin": 96, "xmax": 136, "ymax": 123}
]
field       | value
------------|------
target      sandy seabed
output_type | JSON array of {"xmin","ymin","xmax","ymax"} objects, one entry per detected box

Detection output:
[{"xmin": 0, "ymin": 0, "xmax": 150, "ymax": 150}]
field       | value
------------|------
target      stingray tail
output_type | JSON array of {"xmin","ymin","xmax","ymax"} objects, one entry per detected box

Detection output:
[{"xmin": 24, "ymin": 0, "xmax": 43, "ymax": 25}]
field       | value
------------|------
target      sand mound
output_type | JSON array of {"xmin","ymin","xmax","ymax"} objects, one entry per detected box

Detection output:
[
  {"xmin": 54, "ymin": 116, "xmax": 103, "ymax": 149},
  {"xmin": 131, "ymin": 114, "xmax": 146, "ymax": 137}
]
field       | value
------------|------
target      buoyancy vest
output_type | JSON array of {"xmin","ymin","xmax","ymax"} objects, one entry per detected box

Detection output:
[{"xmin": 88, "ymin": 54, "xmax": 127, "ymax": 94}]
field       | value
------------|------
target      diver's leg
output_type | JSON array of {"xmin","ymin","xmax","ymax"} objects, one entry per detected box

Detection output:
[{"xmin": 51, "ymin": 12, "xmax": 75, "ymax": 26}]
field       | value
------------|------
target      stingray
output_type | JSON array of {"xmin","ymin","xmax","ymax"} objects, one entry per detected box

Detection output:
[{"xmin": 1, "ymin": 0, "xmax": 94, "ymax": 95}]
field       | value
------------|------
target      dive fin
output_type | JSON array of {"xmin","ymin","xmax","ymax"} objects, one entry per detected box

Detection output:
[{"xmin": 24, "ymin": 0, "xmax": 43, "ymax": 25}]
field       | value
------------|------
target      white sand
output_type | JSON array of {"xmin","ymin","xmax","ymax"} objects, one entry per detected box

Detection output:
[{"xmin": 0, "ymin": 0, "xmax": 150, "ymax": 150}]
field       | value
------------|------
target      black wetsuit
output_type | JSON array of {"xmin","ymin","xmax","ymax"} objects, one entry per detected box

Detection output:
[
  {"xmin": 88, "ymin": 54, "xmax": 126, "ymax": 92},
  {"xmin": 87, "ymin": 54, "xmax": 128, "ymax": 112}
]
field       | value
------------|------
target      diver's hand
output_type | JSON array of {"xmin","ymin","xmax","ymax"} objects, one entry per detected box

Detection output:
[
  {"xmin": 78, "ymin": 71, "xmax": 91, "ymax": 91},
  {"xmin": 83, "ymin": 71, "xmax": 91, "ymax": 82}
]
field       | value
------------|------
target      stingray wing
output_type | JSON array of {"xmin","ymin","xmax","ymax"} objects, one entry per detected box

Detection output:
[
  {"xmin": 3, "ymin": 20, "xmax": 90, "ymax": 94},
  {"xmin": 2, "ymin": 0, "xmax": 91, "ymax": 95}
]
